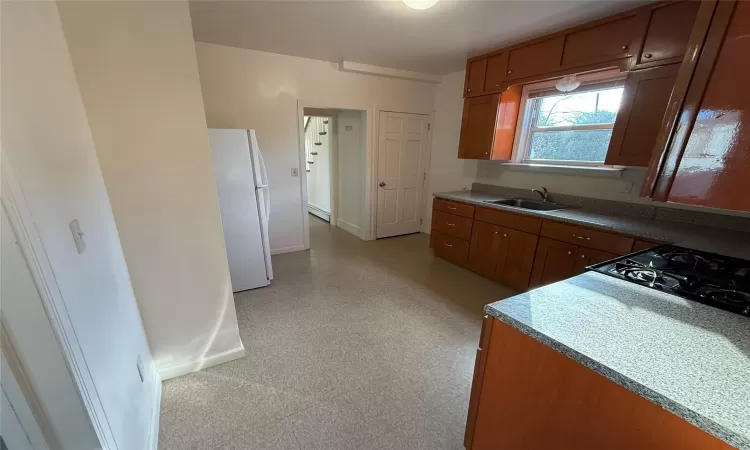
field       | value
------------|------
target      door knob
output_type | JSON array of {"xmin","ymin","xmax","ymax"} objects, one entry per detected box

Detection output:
[{"xmin": 379, "ymin": 182, "xmax": 386, "ymax": 187}]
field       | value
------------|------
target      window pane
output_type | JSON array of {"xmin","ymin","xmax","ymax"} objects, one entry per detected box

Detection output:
[
  {"xmin": 535, "ymin": 87, "xmax": 623, "ymax": 127},
  {"xmin": 528, "ymin": 129, "xmax": 613, "ymax": 162}
]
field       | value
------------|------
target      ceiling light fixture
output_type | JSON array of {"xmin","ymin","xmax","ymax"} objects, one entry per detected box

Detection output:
[
  {"xmin": 403, "ymin": 0, "xmax": 439, "ymax": 10},
  {"xmin": 555, "ymin": 75, "xmax": 581, "ymax": 93}
]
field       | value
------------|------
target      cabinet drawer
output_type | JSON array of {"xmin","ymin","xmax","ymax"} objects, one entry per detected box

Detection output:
[
  {"xmin": 432, "ymin": 230, "xmax": 470, "ymax": 266},
  {"xmin": 431, "ymin": 210, "xmax": 473, "ymax": 240},
  {"xmin": 541, "ymin": 221, "xmax": 634, "ymax": 255},
  {"xmin": 475, "ymin": 206, "xmax": 542, "ymax": 235},
  {"xmin": 433, "ymin": 198, "xmax": 474, "ymax": 218}
]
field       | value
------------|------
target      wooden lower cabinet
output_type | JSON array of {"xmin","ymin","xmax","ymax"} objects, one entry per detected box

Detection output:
[
  {"xmin": 529, "ymin": 237, "xmax": 579, "ymax": 288},
  {"xmin": 469, "ymin": 220, "xmax": 538, "ymax": 291},
  {"xmin": 432, "ymin": 230, "xmax": 470, "ymax": 266},
  {"xmin": 573, "ymin": 247, "xmax": 617, "ymax": 276},
  {"xmin": 465, "ymin": 318, "xmax": 733, "ymax": 450}
]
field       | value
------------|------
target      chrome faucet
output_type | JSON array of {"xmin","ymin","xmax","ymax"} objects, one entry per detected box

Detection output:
[{"xmin": 531, "ymin": 187, "xmax": 550, "ymax": 202}]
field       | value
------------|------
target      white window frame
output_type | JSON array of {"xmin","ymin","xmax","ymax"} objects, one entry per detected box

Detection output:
[{"xmin": 511, "ymin": 69, "xmax": 627, "ymax": 167}]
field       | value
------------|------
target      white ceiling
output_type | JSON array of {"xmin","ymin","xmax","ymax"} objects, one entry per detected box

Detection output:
[{"xmin": 190, "ymin": 0, "xmax": 643, "ymax": 76}]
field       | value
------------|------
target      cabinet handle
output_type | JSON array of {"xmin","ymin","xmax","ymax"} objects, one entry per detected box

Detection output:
[
  {"xmin": 643, "ymin": 53, "xmax": 653, "ymax": 59},
  {"xmin": 495, "ymin": 84, "xmax": 500, "ymax": 87},
  {"xmin": 494, "ymin": 231, "xmax": 499, "ymax": 234},
  {"xmin": 467, "ymin": 88, "xmax": 471, "ymax": 92},
  {"xmin": 444, "ymin": 243, "xmax": 453, "ymax": 247},
  {"xmin": 567, "ymin": 251, "xmax": 572, "ymax": 255},
  {"xmin": 446, "ymin": 223, "xmax": 455, "ymax": 227},
  {"xmin": 484, "ymin": 151, "xmax": 489, "ymax": 155},
  {"xmin": 503, "ymin": 233, "xmax": 507, "ymax": 237},
  {"xmin": 621, "ymin": 45, "xmax": 628, "ymax": 50},
  {"xmin": 507, "ymin": 70, "xmax": 513, "ymax": 74},
  {"xmin": 573, "ymin": 234, "xmax": 591, "ymax": 241},
  {"xmin": 581, "ymin": 254, "xmax": 586, "ymax": 259},
  {"xmin": 447, "ymin": 206, "xmax": 456, "ymax": 210}
]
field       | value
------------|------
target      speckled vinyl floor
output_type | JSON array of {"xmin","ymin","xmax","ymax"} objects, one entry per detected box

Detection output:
[{"xmin": 159, "ymin": 216, "xmax": 515, "ymax": 449}]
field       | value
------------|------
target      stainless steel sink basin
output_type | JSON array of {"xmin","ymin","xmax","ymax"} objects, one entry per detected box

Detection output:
[{"xmin": 483, "ymin": 198, "xmax": 566, "ymax": 211}]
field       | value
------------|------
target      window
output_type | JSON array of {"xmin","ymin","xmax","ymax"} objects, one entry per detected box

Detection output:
[{"xmin": 514, "ymin": 77, "xmax": 625, "ymax": 165}]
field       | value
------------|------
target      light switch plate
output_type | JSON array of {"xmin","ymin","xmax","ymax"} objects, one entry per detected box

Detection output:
[
  {"xmin": 291, "ymin": 168, "xmax": 299, "ymax": 177},
  {"xmin": 69, "ymin": 219, "xmax": 86, "ymax": 254}
]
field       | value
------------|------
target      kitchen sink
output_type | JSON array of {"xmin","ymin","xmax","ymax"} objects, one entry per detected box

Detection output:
[{"xmin": 483, "ymin": 198, "xmax": 566, "ymax": 211}]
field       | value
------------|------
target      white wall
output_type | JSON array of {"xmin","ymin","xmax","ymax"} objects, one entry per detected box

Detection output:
[
  {"xmin": 305, "ymin": 116, "xmax": 332, "ymax": 214},
  {"xmin": 337, "ymin": 110, "xmax": 366, "ymax": 234},
  {"xmin": 195, "ymin": 42, "xmax": 436, "ymax": 252},
  {"xmin": 57, "ymin": 1, "xmax": 243, "ymax": 377},
  {"xmin": 1, "ymin": 2, "xmax": 158, "ymax": 448},
  {"xmin": 423, "ymin": 70, "xmax": 479, "ymax": 232}
]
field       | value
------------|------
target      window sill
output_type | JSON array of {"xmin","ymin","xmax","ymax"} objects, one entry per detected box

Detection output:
[{"xmin": 496, "ymin": 162, "xmax": 626, "ymax": 178}]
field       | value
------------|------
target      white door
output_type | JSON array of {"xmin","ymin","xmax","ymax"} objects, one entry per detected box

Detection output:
[{"xmin": 376, "ymin": 112, "xmax": 429, "ymax": 238}]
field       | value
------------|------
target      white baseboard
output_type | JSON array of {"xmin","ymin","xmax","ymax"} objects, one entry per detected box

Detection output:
[
  {"xmin": 307, "ymin": 204, "xmax": 330, "ymax": 222},
  {"xmin": 270, "ymin": 245, "xmax": 306, "ymax": 255},
  {"xmin": 156, "ymin": 345, "xmax": 246, "ymax": 381},
  {"xmin": 337, "ymin": 218, "xmax": 360, "ymax": 238},
  {"xmin": 146, "ymin": 369, "xmax": 162, "ymax": 450}
]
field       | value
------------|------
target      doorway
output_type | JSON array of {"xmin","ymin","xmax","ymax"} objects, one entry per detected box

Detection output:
[
  {"xmin": 302, "ymin": 107, "xmax": 367, "ymax": 246},
  {"xmin": 376, "ymin": 111, "xmax": 430, "ymax": 239}
]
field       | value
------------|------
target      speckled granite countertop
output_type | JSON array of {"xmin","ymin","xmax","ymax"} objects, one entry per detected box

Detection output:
[
  {"xmin": 434, "ymin": 191, "xmax": 750, "ymax": 255},
  {"xmin": 485, "ymin": 272, "xmax": 750, "ymax": 449}
]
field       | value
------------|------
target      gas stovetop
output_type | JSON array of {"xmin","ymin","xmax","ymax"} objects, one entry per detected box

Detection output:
[{"xmin": 588, "ymin": 245, "xmax": 750, "ymax": 317}]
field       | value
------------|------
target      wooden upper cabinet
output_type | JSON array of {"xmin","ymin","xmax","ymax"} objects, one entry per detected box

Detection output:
[
  {"xmin": 561, "ymin": 14, "xmax": 639, "ymax": 67},
  {"xmin": 465, "ymin": 58, "xmax": 487, "ymax": 97},
  {"xmin": 506, "ymin": 36, "xmax": 564, "ymax": 80},
  {"xmin": 529, "ymin": 237, "xmax": 578, "ymax": 288},
  {"xmin": 633, "ymin": 1, "xmax": 701, "ymax": 69},
  {"xmin": 458, "ymin": 86, "xmax": 521, "ymax": 160},
  {"xmin": 606, "ymin": 64, "xmax": 680, "ymax": 166},
  {"xmin": 483, "ymin": 52, "xmax": 508, "ymax": 93}
]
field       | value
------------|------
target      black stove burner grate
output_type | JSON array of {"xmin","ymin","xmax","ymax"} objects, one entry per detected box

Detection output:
[{"xmin": 589, "ymin": 245, "xmax": 750, "ymax": 317}]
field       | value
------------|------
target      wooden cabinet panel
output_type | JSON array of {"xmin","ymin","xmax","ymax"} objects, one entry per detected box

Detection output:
[
  {"xmin": 474, "ymin": 207, "xmax": 542, "ymax": 235},
  {"xmin": 506, "ymin": 36, "xmax": 564, "ymax": 80},
  {"xmin": 495, "ymin": 228, "xmax": 539, "ymax": 292},
  {"xmin": 458, "ymin": 95, "xmax": 498, "ymax": 159},
  {"xmin": 634, "ymin": 1, "xmax": 700, "ymax": 68},
  {"xmin": 529, "ymin": 237, "xmax": 578, "ymax": 288},
  {"xmin": 665, "ymin": 1, "xmax": 750, "ymax": 212},
  {"xmin": 483, "ymin": 53, "xmax": 508, "ymax": 93},
  {"xmin": 468, "ymin": 221, "xmax": 504, "ymax": 278},
  {"xmin": 465, "ymin": 58, "xmax": 487, "ymax": 97},
  {"xmin": 573, "ymin": 248, "xmax": 617, "ymax": 276},
  {"xmin": 541, "ymin": 221, "xmax": 634, "ymax": 255},
  {"xmin": 561, "ymin": 15, "xmax": 638, "ymax": 67},
  {"xmin": 464, "ymin": 315, "xmax": 493, "ymax": 449},
  {"xmin": 432, "ymin": 230, "xmax": 470, "ymax": 266},
  {"xmin": 632, "ymin": 239, "xmax": 661, "ymax": 252},
  {"xmin": 433, "ymin": 198, "xmax": 474, "ymax": 218},
  {"xmin": 468, "ymin": 319, "xmax": 734, "ymax": 450},
  {"xmin": 431, "ymin": 210, "xmax": 473, "ymax": 241},
  {"xmin": 606, "ymin": 64, "xmax": 680, "ymax": 166}
]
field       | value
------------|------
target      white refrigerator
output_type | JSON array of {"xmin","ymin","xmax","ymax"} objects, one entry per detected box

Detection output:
[{"xmin": 208, "ymin": 129, "xmax": 274, "ymax": 292}]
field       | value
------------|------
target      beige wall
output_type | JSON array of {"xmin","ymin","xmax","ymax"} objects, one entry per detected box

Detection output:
[
  {"xmin": 58, "ymin": 1, "xmax": 243, "ymax": 376},
  {"xmin": 423, "ymin": 70, "xmax": 479, "ymax": 232},
  {"xmin": 195, "ymin": 42, "xmax": 436, "ymax": 251}
]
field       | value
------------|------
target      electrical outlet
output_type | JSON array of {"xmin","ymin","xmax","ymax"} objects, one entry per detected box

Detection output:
[
  {"xmin": 621, "ymin": 181, "xmax": 634, "ymax": 194},
  {"xmin": 291, "ymin": 168, "xmax": 299, "ymax": 177}
]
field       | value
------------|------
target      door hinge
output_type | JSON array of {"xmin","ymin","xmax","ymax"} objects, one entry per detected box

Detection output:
[
  {"xmin": 420, "ymin": 219, "xmax": 423, "ymax": 225},
  {"xmin": 423, "ymin": 172, "xmax": 426, "ymax": 180},
  {"xmin": 428, "ymin": 123, "xmax": 431, "ymax": 131}
]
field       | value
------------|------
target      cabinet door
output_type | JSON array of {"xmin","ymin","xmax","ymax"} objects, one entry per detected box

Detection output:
[
  {"xmin": 605, "ymin": 64, "xmax": 679, "ymax": 166},
  {"xmin": 529, "ymin": 237, "xmax": 578, "ymax": 288},
  {"xmin": 483, "ymin": 53, "xmax": 508, "ymax": 93},
  {"xmin": 495, "ymin": 228, "xmax": 539, "ymax": 292},
  {"xmin": 468, "ymin": 221, "xmax": 505, "ymax": 278},
  {"xmin": 465, "ymin": 58, "xmax": 487, "ymax": 97},
  {"xmin": 561, "ymin": 14, "xmax": 639, "ymax": 67},
  {"xmin": 664, "ymin": 1, "xmax": 750, "ymax": 212},
  {"xmin": 634, "ymin": 1, "xmax": 700, "ymax": 68},
  {"xmin": 458, "ymin": 95, "xmax": 498, "ymax": 159},
  {"xmin": 506, "ymin": 36, "xmax": 564, "ymax": 80},
  {"xmin": 490, "ymin": 86, "xmax": 521, "ymax": 161},
  {"xmin": 573, "ymin": 248, "xmax": 617, "ymax": 276}
]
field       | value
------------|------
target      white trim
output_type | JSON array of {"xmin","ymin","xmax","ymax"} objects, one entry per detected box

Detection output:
[
  {"xmin": 336, "ymin": 218, "xmax": 361, "ymax": 237},
  {"xmin": 338, "ymin": 61, "xmax": 441, "ymax": 84},
  {"xmin": 270, "ymin": 245, "xmax": 307, "ymax": 255},
  {"xmin": 1, "ymin": 160, "xmax": 117, "ymax": 449},
  {"xmin": 307, "ymin": 205, "xmax": 331, "ymax": 222},
  {"xmin": 157, "ymin": 345, "xmax": 246, "ymax": 381},
  {"xmin": 145, "ymin": 370, "xmax": 162, "ymax": 450}
]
